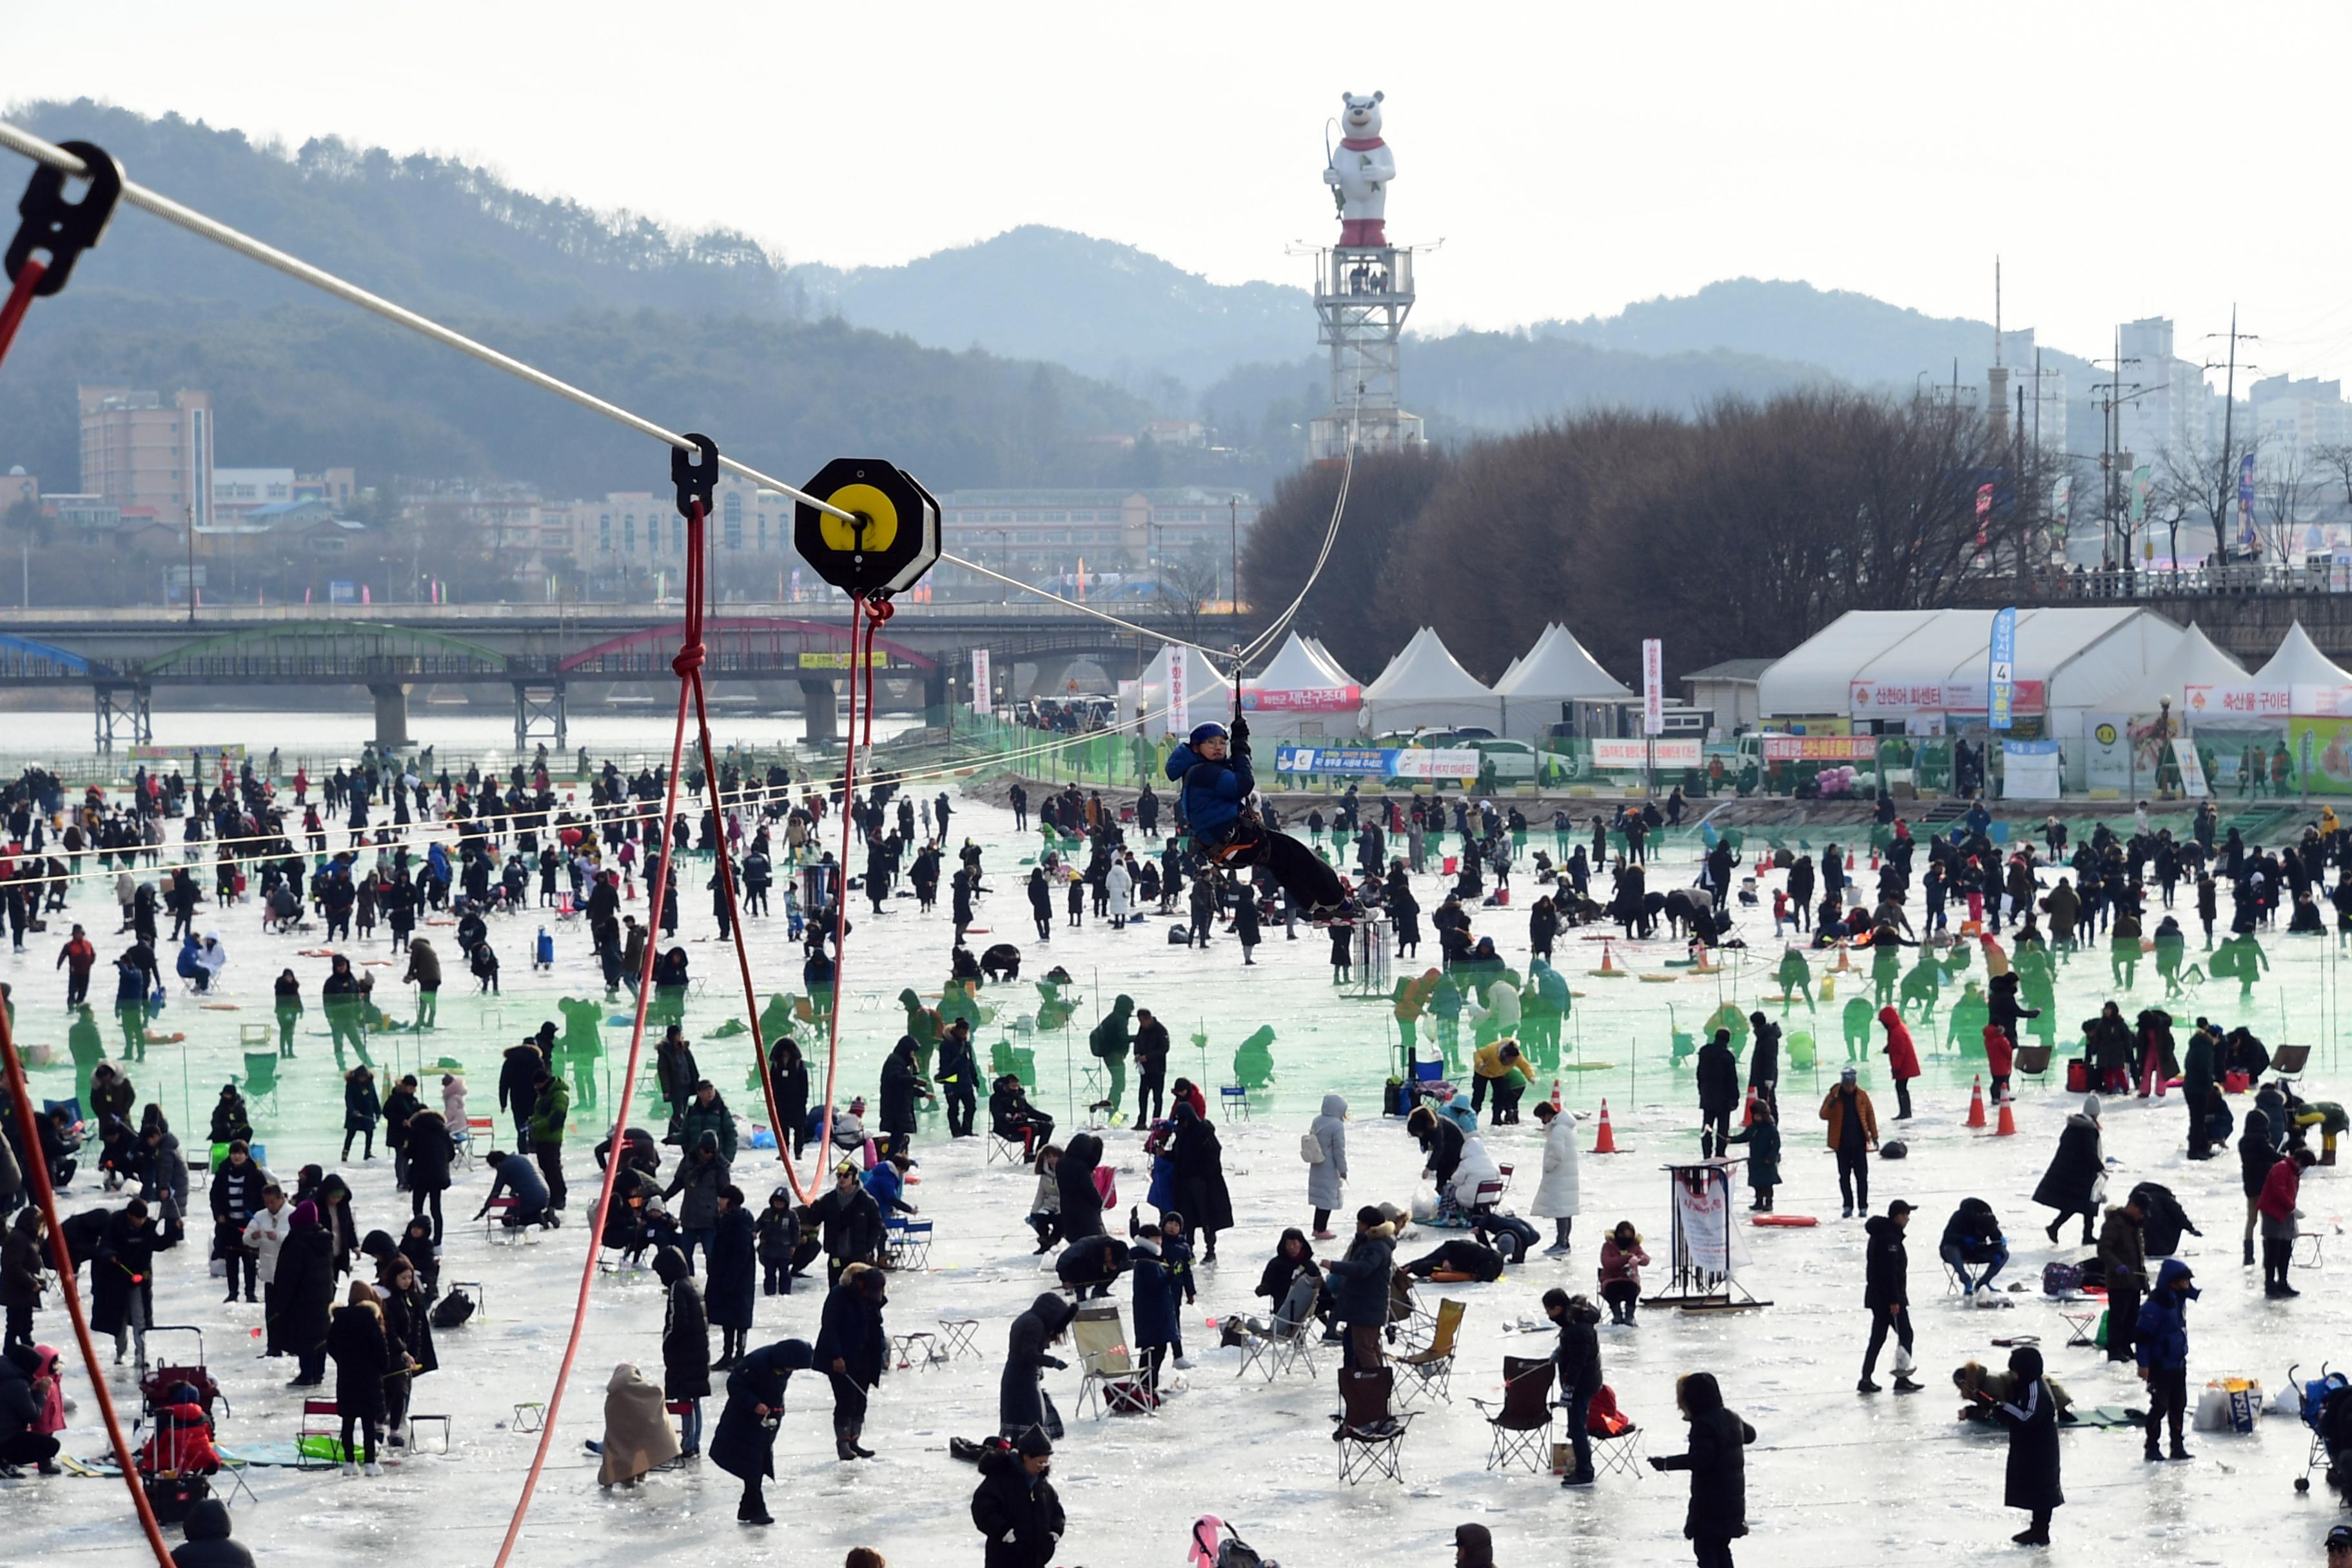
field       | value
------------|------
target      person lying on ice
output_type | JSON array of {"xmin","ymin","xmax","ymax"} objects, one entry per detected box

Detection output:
[{"xmin": 1164, "ymin": 719, "xmax": 1348, "ymax": 921}]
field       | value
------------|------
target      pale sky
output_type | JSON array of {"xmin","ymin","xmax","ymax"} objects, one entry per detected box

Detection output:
[{"xmin": 10, "ymin": 1, "xmax": 2352, "ymax": 387}]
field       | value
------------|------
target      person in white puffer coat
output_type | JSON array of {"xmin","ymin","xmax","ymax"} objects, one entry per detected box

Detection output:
[
  {"xmin": 1530, "ymin": 1100, "xmax": 1582, "ymax": 1255},
  {"xmin": 1307, "ymin": 1093, "xmax": 1348, "ymax": 1239}
]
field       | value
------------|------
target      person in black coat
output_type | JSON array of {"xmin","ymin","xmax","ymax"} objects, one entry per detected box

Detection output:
[
  {"xmin": 1406, "ymin": 1105, "xmax": 1466, "ymax": 1190},
  {"xmin": 1978, "ymin": 1344, "xmax": 2062, "ymax": 1545},
  {"xmin": 1650, "ymin": 1371, "xmax": 1756, "ymax": 1568},
  {"xmin": 1054, "ymin": 1133, "xmax": 1106, "ymax": 1241},
  {"xmin": 404, "ymin": 1109, "xmax": 453, "ymax": 1245},
  {"xmin": 807, "ymin": 1162, "xmax": 885, "ymax": 1288},
  {"xmin": 972, "ymin": 1426, "xmax": 1065, "ymax": 1568},
  {"xmin": 1744, "ymin": 1013, "xmax": 1780, "ymax": 1116},
  {"xmin": 1000, "ymin": 1291, "xmax": 1077, "ymax": 1438},
  {"xmin": 168, "ymin": 1497, "xmax": 255, "ymax": 1567},
  {"xmin": 1859, "ymin": 1201, "xmax": 1921, "ymax": 1394},
  {"xmin": 705, "ymin": 1185, "xmax": 758, "ymax": 1369},
  {"xmin": 326, "ymin": 1286, "xmax": 389, "ymax": 1471},
  {"xmin": 373, "ymin": 1253, "xmax": 436, "ymax": 1447},
  {"xmin": 876, "ymin": 1036, "xmax": 934, "ymax": 1159},
  {"xmin": 273, "ymin": 1199, "xmax": 337, "ymax": 1386},
  {"xmin": 936, "ymin": 1019, "xmax": 981, "ymax": 1139},
  {"xmin": 813, "ymin": 1264, "xmax": 887, "ymax": 1460},
  {"xmin": 768, "ymin": 1037, "xmax": 812, "ymax": 1159},
  {"xmin": 1696, "ymin": 1028, "xmax": 1740, "ymax": 1159},
  {"xmin": 90, "ymin": 1199, "xmax": 155, "ymax": 1368},
  {"xmin": 1545, "ymin": 1288, "xmax": 1603, "ymax": 1486},
  {"xmin": 1169, "ymin": 1101, "xmax": 1233, "ymax": 1262},
  {"xmin": 2240, "ymin": 1102, "xmax": 2282, "ymax": 1268},
  {"xmin": 2032, "ymin": 1095, "xmax": 2106, "ymax": 1246},
  {"xmin": 1053, "ymin": 1234, "xmax": 1130, "ymax": 1299},
  {"xmin": 653, "ymin": 1245, "xmax": 710, "ymax": 1455},
  {"xmin": 709, "ymin": 1337, "xmax": 814, "ymax": 1525}
]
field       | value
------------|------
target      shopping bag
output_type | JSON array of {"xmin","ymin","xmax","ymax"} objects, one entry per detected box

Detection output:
[
  {"xmin": 2193, "ymin": 1383, "xmax": 2233, "ymax": 1432},
  {"xmin": 2092, "ymin": 1309, "xmax": 2109, "ymax": 1349}
]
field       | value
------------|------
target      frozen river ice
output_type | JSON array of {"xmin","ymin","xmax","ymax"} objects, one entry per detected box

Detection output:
[{"xmin": 9, "ymin": 786, "xmax": 2351, "ymax": 1565}]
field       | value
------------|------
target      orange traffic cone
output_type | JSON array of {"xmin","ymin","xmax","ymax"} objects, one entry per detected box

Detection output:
[
  {"xmin": 1551, "ymin": 1077, "xmax": 1563, "ymax": 1113},
  {"xmin": 1741, "ymin": 1085, "xmax": 1757, "ymax": 1128},
  {"xmin": 1591, "ymin": 939, "xmax": 1625, "ymax": 979},
  {"xmin": 1691, "ymin": 945, "xmax": 1719, "ymax": 974},
  {"xmin": 1592, "ymin": 1099, "xmax": 1620, "ymax": 1154},
  {"xmin": 1870, "ymin": 847, "xmax": 1881, "ymax": 871},
  {"xmin": 1833, "ymin": 939, "xmax": 1852, "ymax": 972},
  {"xmin": 1965, "ymin": 1074, "xmax": 1987, "ymax": 1128},
  {"xmin": 1994, "ymin": 1086, "xmax": 2017, "ymax": 1137}
]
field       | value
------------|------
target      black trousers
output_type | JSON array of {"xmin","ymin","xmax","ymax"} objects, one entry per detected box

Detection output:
[
  {"xmin": 536, "ymin": 1142, "xmax": 567, "ymax": 1210},
  {"xmin": 2105, "ymin": 1275, "xmax": 2141, "ymax": 1362},
  {"xmin": 2146, "ymin": 1365, "xmax": 2188, "ymax": 1449},
  {"xmin": 1836, "ymin": 1148, "xmax": 1870, "ymax": 1212},
  {"xmin": 1134, "ymin": 1063, "xmax": 1166, "ymax": 1125},
  {"xmin": 828, "ymin": 1370, "xmax": 868, "ymax": 1437},
  {"xmin": 945, "ymin": 1084, "xmax": 976, "ymax": 1138},
  {"xmin": 1700, "ymin": 1109, "xmax": 1731, "ymax": 1160},
  {"xmin": 1208, "ymin": 823, "xmax": 1344, "ymax": 912},
  {"xmin": 411, "ymin": 1186, "xmax": 445, "ymax": 1245},
  {"xmin": 1862, "ymin": 1303, "xmax": 1913, "ymax": 1378}
]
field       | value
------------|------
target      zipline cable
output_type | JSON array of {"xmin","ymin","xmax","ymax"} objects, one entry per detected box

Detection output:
[{"xmin": 0, "ymin": 122, "xmax": 855, "ymax": 527}]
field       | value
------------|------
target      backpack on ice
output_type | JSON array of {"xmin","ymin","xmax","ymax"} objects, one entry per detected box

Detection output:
[
  {"xmin": 429, "ymin": 1287, "xmax": 477, "ymax": 1329},
  {"xmin": 2041, "ymin": 1261, "xmax": 2082, "ymax": 1296}
]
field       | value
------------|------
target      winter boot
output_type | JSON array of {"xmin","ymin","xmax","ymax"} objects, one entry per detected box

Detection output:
[
  {"xmin": 1856, "ymin": 1378, "xmax": 1882, "ymax": 1395},
  {"xmin": 2143, "ymin": 1442, "xmax": 2164, "ymax": 1462},
  {"xmin": 2244, "ymin": 1238, "xmax": 2257, "ymax": 1266},
  {"xmin": 2170, "ymin": 1443, "xmax": 2193, "ymax": 1461}
]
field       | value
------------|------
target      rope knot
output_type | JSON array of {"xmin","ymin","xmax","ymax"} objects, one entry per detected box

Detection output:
[
  {"xmin": 671, "ymin": 643, "xmax": 706, "ymax": 678},
  {"xmin": 865, "ymin": 597, "xmax": 895, "ymax": 624}
]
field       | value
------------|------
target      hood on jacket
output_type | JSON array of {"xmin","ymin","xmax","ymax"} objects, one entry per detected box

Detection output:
[
  {"xmin": 1318, "ymin": 1093, "xmax": 1348, "ymax": 1121},
  {"xmin": 652, "ymin": 1246, "xmax": 690, "ymax": 1286},
  {"xmin": 1877, "ymin": 1005, "xmax": 1901, "ymax": 1026},
  {"xmin": 1863, "ymin": 1214, "xmax": 1899, "ymax": 1243},
  {"xmin": 1061, "ymin": 1133, "xmax": 1101, "ymax": 1174},
  {"xmin": 2008, "ymin": 1344, "xmax": 2045, "ymax": 1383},
  {"xmin": 1678, "ymin": 1369, "xmax": 1725, "ymax": 1416},
  {"xmin": 1024, "ymin": 1291, "xmax": 1078, "ymax": 1340},
  {"xmin": 693, "ymin": 1131, "xmax": 720, "ymax": 1159},
  {"xmin": 2081, "ymin": 1094, "xmax": 2102, "ymax": 1121},
  {"xmin": 182, "ymin": 1498, "xmax": 234, "ymax": 1542},
  {"xmin": 289, "ymin": 1200, "xmax": 319, "ymax": 1230},
  {"xmin": 2155, "ymin": 1257, "xmax": 2199, "ymax": 1298}
]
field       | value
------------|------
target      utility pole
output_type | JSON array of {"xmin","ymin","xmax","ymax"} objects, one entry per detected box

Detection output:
[
  {"xmin": 1228, "ymin": 495, "xmax": 1239, "ymax": 619},
  {"xmin": 2092, "ymin": 329, "xmax": 2144, "ymax": 573},
  {"xmin": 2204, "ymin": 307, "xmax": 2258, "ymax": 559}
]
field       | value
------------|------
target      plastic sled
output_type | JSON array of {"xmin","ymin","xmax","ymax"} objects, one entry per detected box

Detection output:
[{"xmin": 1750, "ymin": 1214, "xmax": 1818, "ymax": 1228}]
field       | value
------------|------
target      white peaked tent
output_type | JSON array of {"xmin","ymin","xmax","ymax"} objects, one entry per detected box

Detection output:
[
  {"xmin": 1358, "ymin": 627, "xmax": 1504, "ymax": 734},
  {"xmin": 1492, "ymin": 622, "xmax": 1635, "ymax": 739},
  {"xmin": 2102, "ymin": 622, "xmax": 2250, "ymax": 721},
  {"xmin": 2255, "ymin": 620, "xmax": 2352, "ymax": 691},
  {"xmin": 1235, "ymin": 631, "xmax": 1363, "ymax": 738},
  {"xmin": 1124, "ymin": 643, "xmax": 1233, "ymax": 739},
  {"xmin": 1304, "ymin": 638, "xmax": 1357, "ymax": 687}
]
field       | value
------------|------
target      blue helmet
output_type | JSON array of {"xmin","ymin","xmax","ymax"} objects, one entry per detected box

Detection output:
[{"xmin": 1188, "ymin": 721, "xmax": 1230, "ymax": 748}]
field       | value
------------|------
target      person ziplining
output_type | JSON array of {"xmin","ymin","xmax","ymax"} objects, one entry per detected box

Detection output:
[{"xmin": 1166, "ymin": 714, "xmax": 1350, "ymax": 922}]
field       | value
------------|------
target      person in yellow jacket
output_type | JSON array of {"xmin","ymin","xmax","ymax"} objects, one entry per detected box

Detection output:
[
  {"xmin": 1471, "ymin": 1039, "xmax": 1540, "ymax": 1125},
  {"xmin": 2322, "ymin": 805, "xmax": 2340, "ymax": 842}
]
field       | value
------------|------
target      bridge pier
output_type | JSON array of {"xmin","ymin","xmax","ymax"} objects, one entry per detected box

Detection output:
[
  {"xmin": 923, "ymin": 663, "xmax": 949, "ymax": 718},
  {"xmin": 513, "ymin": 680, "xmax": 567, "ymax": 753},
  {"xmin": 368, "ymin": 681, "xmax": 413, "ymax": 750},
  {"xmin": 93, "ymin": 683, "xmax": 152, "ymax": 755},
  {"xmin": 798, "ymin": 678, "xmax": 839, "ymax": 744},
  {"xmin": 1021, "ymin": 656, "xmax": 1075, "ymax": 701}
]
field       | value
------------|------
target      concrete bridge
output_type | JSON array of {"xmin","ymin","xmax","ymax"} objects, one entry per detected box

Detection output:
[
  {"xmin": 1947, "ymin": 567, "xmax": 2352, "ymax": 665},
  {"xmin": 0, "ymin": 600, "xmax": 1244, "ymax": 751}
]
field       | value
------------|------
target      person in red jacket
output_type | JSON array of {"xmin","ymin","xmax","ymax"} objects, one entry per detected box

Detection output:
[
  {"xmin": 1983, "ymin": 1024, "xmax": 2016, "ymax": 1102},
  {"xmin": 1878, "ymin": 1006, "xmax": 1922, "ymax": 1121},
  {"xmin": 2259, "ymin": 1147, "xmax": 2318, "ymax": 1297},
  {"xmin": 54, "ymin": 925, "xmax": 95, "ymax": 1008}
]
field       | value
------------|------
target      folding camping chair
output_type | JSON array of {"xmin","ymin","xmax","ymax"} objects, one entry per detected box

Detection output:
[
  {"xmin": 1584, "ymin": 1384, "xmax": 1647, "ymax": 1480},
  {"xmin": 1330, "ymin": 1365, "xmax": 1415, "ymax": 1485},
  {"xmin": 1392, "ymin": 1298, "xmax": 1464, "ymax": 1406},
  {"xmin": 1470, "ymin": 1355, "xmax": 1556, "ymax": 1473},
  {"xmin": 985, "ymin": 1131, "xmax": 1028, "ymax": 1166},
  {"xmin": 1072, "ymin": 1301, "xmax": 1155, "ymax": 1418},
  {"xmin": 295, "ymin": 1398, "xmax": 342, "ymax": 1470},
  {"xmin": 2014, "ymin": 1044, "xmax": 2054, "ymax": 1079},
  {"xmin": 1387, "ymin": 1268, "xmax": 1431, "ymax": 1352},
  {"xmin": 2273, "ymin": 1044, "xmax": 2313, "ymax": 1087},
  {"xmin": 239, "ymin": 1052, "xmax": 279, "ymax": 1116},
  {"xmin": 937, "ymin": 1317, "xmax": 982, "ymax": 1360},
  {"xmin": 1219, "ymin": 1084, "xmax": 1252, "ymax": 1122},
  {"xmin": 885, "ymin": 1217, "xmax": 934, "ymax": 1271},
  {"xmin": 1235, "ymin": 1276, "xmax": 1324, "ymax": 1383}
]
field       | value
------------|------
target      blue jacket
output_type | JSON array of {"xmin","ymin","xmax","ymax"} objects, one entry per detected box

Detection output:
[
  {"xmin": 1164, "ymin": 742, "xmax": 1253, "ymax": 842},
  {"xmin": 863, "ymin": 1162, "xmax": 916, "ymax": 1217},
  {"xmin": 1130, "ymin": 1243, "xmax": 1182, "ymax": 1348},
  {"xmin": 2134, "ymin": 1257, "xmax": 2198, "ymax": 1371}
]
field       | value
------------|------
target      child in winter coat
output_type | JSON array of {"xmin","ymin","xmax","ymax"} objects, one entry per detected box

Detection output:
[
  {"xmin": 1128, "ymin": 1230, "xmax": 1181, "ymax": 1399},
  {"xmin": 1152, "ymin": 1210, "xmax": 1198, "ymax": 1367},
  {"xmin": 1726, "ymin": 1100, "xmax": 1783, "ymax": 1212},
  {"xmin": 756, "ymin": 1186, "xmax": 799, "ymax": 1297}
]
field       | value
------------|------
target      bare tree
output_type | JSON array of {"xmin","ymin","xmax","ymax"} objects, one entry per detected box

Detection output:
[
  {"xmin": 2155, "ymin": 426, "xmax": 2261, "ymax": 562},
  {"xmin": 2257, "ymin": 451, "xmax": 2311, "ymax": 562}
]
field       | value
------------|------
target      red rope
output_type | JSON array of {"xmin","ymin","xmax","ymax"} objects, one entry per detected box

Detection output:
[
  {"xmin": 0, "ymin": 257, "xmax": 49, "ymax": 372},
  {"xmin": 489, "ymin": 629, "xmax": 695, "ymax": 1566},
  {"xmin": 0, "ymin": 990, "xmax": 175, "ymax": 1563}
]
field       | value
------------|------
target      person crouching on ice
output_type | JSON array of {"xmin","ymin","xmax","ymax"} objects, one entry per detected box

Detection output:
[{"xmin": 1164, "ymin": 718, "xmax": 1349, "ymax": 921}]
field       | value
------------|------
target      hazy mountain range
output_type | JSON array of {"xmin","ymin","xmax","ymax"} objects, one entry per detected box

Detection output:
[{"xmin": 1, "ymin": 100, "xmax": 2097, "ymax": 496}]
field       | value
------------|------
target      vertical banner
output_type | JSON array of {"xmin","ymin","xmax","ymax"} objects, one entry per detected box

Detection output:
[
  {"xmin": 1975, "ymin": 482, "xmax": 1994, "ymax": 549},
  {"xmin": 968, "ymin": 647, "xmax": 992, "ymax": 716},
  {"xmin": 2239, "ymin": 453, "xmax": 2259, "ymax": 547},
  {"xmin": 2173, "ymin": 737, "xmax": 2210, "ymax": 799},
  {"xmin": 1988, "ymin": 606, "xmax": 2017, "ymax": 731},
  {"xmin": 1166, "ymin": 647, "xmax": 1190, "ymax": 740},
  {"xmin": 1642, "ymin": 638, "xmax": 1663, "ymax": 736}
]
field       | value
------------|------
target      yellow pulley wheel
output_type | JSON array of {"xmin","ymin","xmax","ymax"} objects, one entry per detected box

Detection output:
[{"xmin": 818, "ymin": 482, "xmax": 899, "ymax": 556}]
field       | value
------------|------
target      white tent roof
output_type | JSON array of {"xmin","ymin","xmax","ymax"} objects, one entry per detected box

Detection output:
[
  {"xmin": 1360, "ymin": 627, "xmax": 1503, "ymax": 732},
  {"xmin": 1248, "ymin": 630, "xmax": 1358, "ymax": 692},
  {"xmin": 2255, "ymin": 620, "xmax": 2352, "ymax": 689},
  {"xmin": 1757, "ymin": 607, "xmax": 2184, "ymax": 718},
  {"xmin": 1494, "ymin": 623, "xmax": 1633, "ymax": 701},
  {"xmin": 2101, "ymin": 622, "xmax": 2249, "ymax": 716},
  {"xmin": 1124, "ymin": 643, "xmax": 1233, "ymax": 738},
  {"xmin": 1491, "ymin": 623, "xmax": 1634, "ymax": 739}
]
